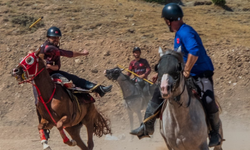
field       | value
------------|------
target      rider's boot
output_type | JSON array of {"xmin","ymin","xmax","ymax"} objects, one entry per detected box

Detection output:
[
  {"xmin": 85, "ymin": 81, "xmax": 112, "ymax": 97},
  {"xmin": 95, "ymin": 85, "xmax": 112, "ymax": 97},
  {"xmin": 130, "ymin": 100, "xmax": 159, "ymax": 139},
  {"xmin": 208, "ymin": 111, "xmax": 221, "ymax": 147}
]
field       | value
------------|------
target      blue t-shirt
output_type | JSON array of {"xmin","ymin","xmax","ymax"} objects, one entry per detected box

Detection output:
[{"xmin": 174, "ymin": 24, "xmax": 214, "ymax": 76}]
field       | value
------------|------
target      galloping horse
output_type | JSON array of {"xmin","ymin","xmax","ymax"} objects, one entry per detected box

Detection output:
[
  {"xmin": 105, "ymin": 67, "xmax": 155, "ymax": 131},
  {"xmin": 12, "ymin": 49, "xmax": 111, "ymax": 150},
  {"xmin": 157, "ymin": 50, "xmax": 223, "ymax": 150}
]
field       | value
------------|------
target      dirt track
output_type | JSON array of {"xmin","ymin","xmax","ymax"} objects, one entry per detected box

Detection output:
[{"xmin": 1, "ymin": 0, "xmax": 250, "ymax": 149}]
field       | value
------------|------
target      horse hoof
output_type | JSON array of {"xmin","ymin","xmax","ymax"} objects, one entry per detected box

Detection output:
[
  {"xmin": 71, "ymin": 140, "xmax": 77, "ymax": 146},
  {"xmin": 43, "ymin": 144, "xmax": 51, "ymax": 150}
]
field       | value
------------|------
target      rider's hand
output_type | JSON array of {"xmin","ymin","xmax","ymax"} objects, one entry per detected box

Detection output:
[
  {"xmin": 152, "ymin": 73, "xmax": 158, "ymax": 83},
  {"xmin": 82, "ymin": 49, "xmax": 89, "ymax": 56},
  {"xmin": 138, "ymin": 74, "xmax": 145, "ymax": 79},
  {"xmin": 46, "ymin": 64, "xmax": 52, "ymax": 69},
  {"xmin": 183, "ymin": 70, "xmax": 190, "ymax": 78}
]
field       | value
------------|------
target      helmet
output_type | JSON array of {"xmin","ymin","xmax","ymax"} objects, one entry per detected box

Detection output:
[
  {"xmin": 162, "ymin": 3, "xmax": 183, "ymax": 21},
  {"xmin": 133, "ymin": 47, "xmax": 141, "ymax": 53},
  {"xmin": 47, "ymin": 26, "xmax": 62, "ymax": 37}
]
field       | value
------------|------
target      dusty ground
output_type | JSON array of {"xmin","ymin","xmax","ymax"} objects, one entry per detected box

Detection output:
[{"xmin": 1, "ymin": 0, "xmax": 250, "ymax": 149}]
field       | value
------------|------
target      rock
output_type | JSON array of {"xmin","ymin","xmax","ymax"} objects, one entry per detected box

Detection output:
[
  {"xmin": 75, "ymin": 59, "xmax": 83, "ymax": 64},
  {"xmin": 125, "ymin": 14, "xmax": 134, "ymax": 18},
  {"xmin": 127, "ymin": 29, "xmax": 134, "ymax": 33},
  {"xmin": 103, "ymin": 51, "xmax": 110, "ymax": 56},
  {"xmin": 91, "ymin": 69, "xmax": 98, "ymax": 74}
]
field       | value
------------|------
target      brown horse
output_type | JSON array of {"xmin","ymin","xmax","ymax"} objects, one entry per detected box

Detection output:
[{"xmin": 12, "ymin": 49, "xmax": 111, "ymax": 150}]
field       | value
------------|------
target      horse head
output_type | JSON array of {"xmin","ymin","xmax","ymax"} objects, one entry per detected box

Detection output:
[
  {"xmin": 104, "ymin": 67, "xmax": 122, "ymax": 81},
  {"xmin": 12, "ymin": 48, "xmax": 45, "ymax": 83},
  {"xmin": 156, "ymin": 48, "xmax": 184, "ymax": 99}
]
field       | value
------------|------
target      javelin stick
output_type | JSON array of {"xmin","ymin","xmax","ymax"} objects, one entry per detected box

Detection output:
[
  {"xmin": 29, "ymin": 16, "xmax": 43, "ymax": 29},
  {"xmin": 117, "ymin": 64, "xmax": 154, "ymax": 85}
]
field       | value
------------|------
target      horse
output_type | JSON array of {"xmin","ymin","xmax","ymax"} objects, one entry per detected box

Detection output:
[
  {"xmin": 105, "ymin": 67, "xmax": 156, "ymax": 131},
  {"xmin": 156, "ymin": 50, "xmax": 223, "ymax": 150},
  {"xmin": 12, "ymin": 49, "xmax": 111, "ymax": 150}
]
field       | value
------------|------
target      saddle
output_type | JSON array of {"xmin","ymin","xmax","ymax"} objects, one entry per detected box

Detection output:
[{"xmin": 51, "ymin": 73, "xmax": 95, "ymax": 104}]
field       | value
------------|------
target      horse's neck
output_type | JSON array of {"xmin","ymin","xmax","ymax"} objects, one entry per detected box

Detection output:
[
  {"xmin": 34, "ymin": 67, "xmax": 55, "ymax": 102},
  {"xmin": 117, "ymin": 73, "xmax": 138, "ymax": 98}
]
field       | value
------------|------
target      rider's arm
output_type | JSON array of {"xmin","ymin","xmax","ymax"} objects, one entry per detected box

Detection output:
[
  {"xmin": 182, "ymin": 30, "xmax": 200, "ymax": 77},
  {"xmin": 184, "ymin": 54, "xmax": 198, "ymax": 77},
  {"xmin": 46, "ymin": 64, "xmax": 59, "ymax": 71},
  {"xmin": 72, "ymin": 50, "xmax": 89, "ymax": 57}
]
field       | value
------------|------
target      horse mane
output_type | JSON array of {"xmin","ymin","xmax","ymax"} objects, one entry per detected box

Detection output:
[{"xmin": 164, "ymin": 50, "xmax": 184, "ymax": 64}]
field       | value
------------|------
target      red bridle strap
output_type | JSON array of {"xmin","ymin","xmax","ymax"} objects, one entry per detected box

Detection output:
[
  {"xmin": 33, "ymin": 83, "xmax": 57, "ymax": 124},
  {"xmin": 19, "ymin": 67, "xmax": 45, "ymax": 84}
]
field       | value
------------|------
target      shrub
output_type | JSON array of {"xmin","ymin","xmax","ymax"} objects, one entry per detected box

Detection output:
[
  {"xmin": 211, "ymin": 0, "xmax": 226, "ymax": 5},
  {"xmin": 143, "ymin": 0, "xmax": 182, "ymax": 4}
]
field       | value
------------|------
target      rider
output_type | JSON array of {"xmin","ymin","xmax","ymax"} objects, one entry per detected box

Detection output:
[
  {"xmin": 130, "ymin": 3, "xmax": 221, "ymax": 147},
  {"xmin": 34, "ymin": 26, "xmax": 113, "ymax": 141},
  {"xmin": 127, "ymin": 47, "xmax": 151, "ymax": 90},
  {"xmin": 38, "ymin": 26, "xmax": 112, "ymax": 97}
]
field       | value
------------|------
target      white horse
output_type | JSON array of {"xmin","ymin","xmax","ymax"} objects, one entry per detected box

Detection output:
[{"xmin": 157, "ymin": 49, "xmax": 223, "ymax": 150}]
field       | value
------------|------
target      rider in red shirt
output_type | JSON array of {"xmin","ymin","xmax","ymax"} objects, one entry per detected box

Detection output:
[
  {"xmin": 36, "ymin": 26, "xmax": 112, "ymax": 99},
  {"xmin": 127, "ymin": 47, "xmax": 151, "ymax": 79},
  {"xmin": 35, "ymin": 26, "xmax": 113, "ymax": 141}
]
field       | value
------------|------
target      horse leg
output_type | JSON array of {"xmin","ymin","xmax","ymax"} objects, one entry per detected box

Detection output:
[
  {"xmin": 38, "ymin": 118, "xmax": 52, "ymax": 150},
  {"xmin": 57, "ymin": 115, "xmax": 77, "ymax": 146},
  {"xmin": 65, "ymin": 123, "xmax": 89, "ymax": 150},
  {"xmin": 85, "ymin": 121, "xmax": 94, "ymax": 150},
  {"xmin": 127, "ymin": 109, "xmax": 134, "ymax": 131},
  {"xmin": 39, "ymin": 129, "xmax": 51, "ymax": 150}
]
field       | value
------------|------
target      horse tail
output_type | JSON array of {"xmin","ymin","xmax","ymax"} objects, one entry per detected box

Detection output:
[{"xmin": 93, "ymin": 107, "xmax": 112, "ymax": 137}]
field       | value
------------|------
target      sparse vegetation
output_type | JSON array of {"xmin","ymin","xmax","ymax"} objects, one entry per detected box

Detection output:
[
  {"xmin": 212, "ymin": 0, "xmax": 226, "ymax": 5},
  {"xmin": 10, "ymin": 15, "xmax": 44, "ymax": 34}
]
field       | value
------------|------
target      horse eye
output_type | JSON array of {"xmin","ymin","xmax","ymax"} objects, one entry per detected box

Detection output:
[{"xmin": 25, "ymin": 56, "xmax": 35, "ymax": 65}]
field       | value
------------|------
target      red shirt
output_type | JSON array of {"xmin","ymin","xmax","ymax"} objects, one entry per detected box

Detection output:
[
  {"xmin": 40, "ymin": 40, "xmax": 73, "ymax": 73},
  {"xmin": 128, "ymin": 58, "xmax": 151, "ymax": 79}
]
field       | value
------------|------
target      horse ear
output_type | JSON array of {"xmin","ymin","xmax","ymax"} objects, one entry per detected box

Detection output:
[
  {"xmin": 176, "ymin": 46, "xmax": 182, "ymax": 53},
  {"xmin": 158, "ymin": 47, "xmax": 164, "ymax": 57}
]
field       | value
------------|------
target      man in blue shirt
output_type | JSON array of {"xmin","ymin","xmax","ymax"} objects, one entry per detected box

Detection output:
[{"xmin": 130, "ymin": 3, "xmax": 221, "ymax": 147}]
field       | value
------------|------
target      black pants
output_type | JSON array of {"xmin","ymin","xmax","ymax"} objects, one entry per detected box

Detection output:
[
  {"xmin": 51, "ymin": 70, "xmax": 95, "ymax": 89},
  {"xmin": 150, "ymin": 76, "xmax": 218, "ymax": 114},
  {"xmin": 193, "ymin": 76, "xmax": 218, "ymax": 114}
]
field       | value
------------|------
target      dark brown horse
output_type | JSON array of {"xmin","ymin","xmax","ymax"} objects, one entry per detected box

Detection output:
[{"xmin": 12, "ymin": 49, "xmax": 111, "ymax": 150}]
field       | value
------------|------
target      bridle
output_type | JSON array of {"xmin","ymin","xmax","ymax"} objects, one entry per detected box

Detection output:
[
  {"xmin": 17, "ymin": 52, "xmax": 45, "ymax": 84},
  {"xmin": 158, "ymin": 53, "xmax": 191, "ymax": 108}
]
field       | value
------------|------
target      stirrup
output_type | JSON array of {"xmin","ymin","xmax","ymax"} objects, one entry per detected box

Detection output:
[{"xmin": 208, "ymin": 132, "xmax": 221, "ymax": 147}]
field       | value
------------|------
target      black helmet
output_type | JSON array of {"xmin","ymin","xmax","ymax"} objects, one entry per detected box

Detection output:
[
  {"xmin": 47, "ymin": 26, "xmax": 62, "ymax": 37},
  {"xmin": 162, "ymin": 3, "xmax": 183, "ymax": 21},
  {"xmin": 133, "ymin": 47, "xmax": 141, "ymax": 53}
]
